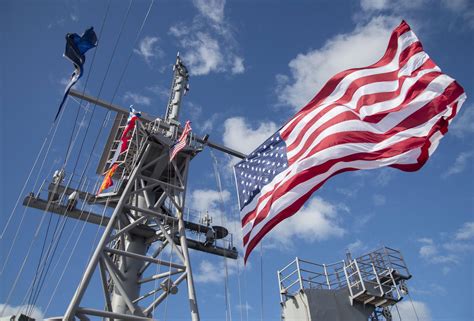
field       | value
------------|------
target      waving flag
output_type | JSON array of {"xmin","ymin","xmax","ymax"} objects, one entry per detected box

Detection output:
[
  {"xmin": 55, "ymin": 27, "xmax": 98, "ymax": 122},
  {"xmin": 234, "ymin": 21, "xmax": 466, "ymax": 262},
  {"xmin": 108, "ymin": 106, "xmax": 142, "ymax": 166},
  {"xmin": 97, "ymin": 163, "xmax": 119, "ymax": 195},
  {"xmin": 170, "ymin": 121, "xmax": 192, "ymax": 161},
  {"xmin": 98, "ymin": 107, "xmax": 141, "ymax": 195}
]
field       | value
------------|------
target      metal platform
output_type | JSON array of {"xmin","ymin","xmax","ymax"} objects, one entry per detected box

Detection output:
[
  {"xmin": 277, "ymin": 247, "xmax": 411, "ymax": 321},
  {"xmin": 23, "ymin": 195, "xmax": 237, "ymax": 259}
]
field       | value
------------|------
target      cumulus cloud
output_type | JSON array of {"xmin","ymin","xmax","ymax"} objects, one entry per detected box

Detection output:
[
  {"xmin": 231, "ymin": 56, "xmax": 245, "ymax": 74},
  {"xmin": 393, "ymin": 300, "xmax": 432, "ymax": 321},
  {"xmin": 276, "ymin": 16, "xmax": 400, "ymax": 110},
  {"xmin": 190, "ymin": 189, "xmax": 230, "ymax": 214},
  {"xmin": 455, "ymin": 221, "xmax": 474, "ymax": 240},
  {"xmin": 451, "ymin": 106, "xmax": 474, "ymax": 138},
  {"xmin": 418, "ymin": 238, "xmax": 458, "ymax": 264},
  {"xmin": 123, "ymin": 92, "xmax": 151, "ymax": 106},
  {"xmin": 361, "ymin": 0, "xmax": 426, "ymax": 11},
  {"xmin": 169, "ymin": 0, "xmax": 244, "ymax": 76},
  {"xmin": 418, "ymin": 221, "xmax": 474, "ymax": 270},
  {"xmin": 178, "ymin": 32, "xmax": 224, "ymax": 76},
  {"xmin": 189, "ymin": 188, "xmax": 244, "ymax": 253},
  {"xmin": 347, "ymin": 239, "xmax": 369, "ymax": 255},
  {"xmin": 442, "ymin": 151, "xmax": 474, "ymax": 178},
  {"xmin": 193, "ymin": 0, "xmax": 225, "ymax": 24},
  {"xmin": 267, "ymin": 197, "xmax": 347, "ymax": 247},
  {"xmin": 0, "ymin": 303, "xmax": 44, "ymax": 320},
  {"xmin": 134, "ymin": 36, "xmax": 164, "ymax": 64},
  {"xmin": 194, "ymin": 257, "xmax": 241, "ymax": 284},
  {"xmin": 222, "ymin": 117, "xmax": 278, "ymax": 154}
]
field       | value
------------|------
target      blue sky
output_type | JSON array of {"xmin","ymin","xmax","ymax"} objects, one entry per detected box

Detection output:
[{"xmin": 1, "ymin": 0, "xmax": 473, "ymax": 320}]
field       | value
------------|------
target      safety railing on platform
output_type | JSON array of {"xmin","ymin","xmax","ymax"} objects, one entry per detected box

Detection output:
[
  {"xmin": 277, "ymin": 257, "xmax": 346, "ymax": 302},
  {"xmin": 278, "ymin": 247, "xmax": 411, "ymax": 304}
]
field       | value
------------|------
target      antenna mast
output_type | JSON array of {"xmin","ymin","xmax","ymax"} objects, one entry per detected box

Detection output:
[{"xmin": 24, "ymin": 55, "xmax": 239, "ymax": 320}]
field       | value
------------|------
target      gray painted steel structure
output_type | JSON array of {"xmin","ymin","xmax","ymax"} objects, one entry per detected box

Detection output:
[
  {"xmin": 278, "ymin": 247, "xmax": 411, "ymax": 321},
  {"xmin": 23, "ymin": 56, "xmax": 241, "ymax": 321}
]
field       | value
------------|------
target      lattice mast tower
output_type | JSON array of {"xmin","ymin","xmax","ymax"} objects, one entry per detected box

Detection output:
[{"xmin": 24, "ymin": 55, "xmax": 242, "ymax": 321}]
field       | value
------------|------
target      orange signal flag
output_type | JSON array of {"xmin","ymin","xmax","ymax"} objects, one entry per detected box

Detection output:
[{"xmin": 97, "ymin": 163, "xmax": 119, "ymax": 195}]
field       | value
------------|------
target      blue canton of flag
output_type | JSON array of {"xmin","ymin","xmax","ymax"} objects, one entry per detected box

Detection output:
[{"xmin": 234, "ymin": 132, "xmax": 288, "ymax": 210}]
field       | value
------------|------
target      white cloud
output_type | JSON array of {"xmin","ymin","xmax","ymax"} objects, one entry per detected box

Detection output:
[
  {"xmin": 231, "ymin": 56, "xmax": 245, "ymax": 74},
  {"xmin": 0, "ymin": 304, "xmax": 44, "ymax": 320},
  {"xmin": 418, "ymin": 238, "xmax": 459, "ymax": 264},
  {"xmin": 189, "ymin": 188, "xmax": 244, "ymax": 253},
  {"xmin": 179, "ymin": 32, "xmax": 224, "ymax": 76},
  {"xmin": 360, "ymin": 0, "xmax": 389, "ymax": 11},
  {"xmin": 373, "ymin": 194, "xmax": 386, "ymax": 206},
  {"xmin": 347, "ymin": 239, "xmax": 368, "ymax": 255},
  {"xmin": 134, "ymin": 36, "xmax": 163, "ymax": 64},
  {"xmin": 268, "ymin": 197, "xmax": 346, "ymax": 247},
  {"xmin": 418, "ymin": 238, "xmax": 438, "ymax": 258},
  {"xmin": 222, "ymin": 117, "xmax": 278, "ymax": 154},
  {"xmin": 451, "ymin": 106, "xmax": 474, "ymax": 138},
  {"xmin": 190, "ymin": 189, "xmax": 230, "ymax": 214},
  {"xmin": 373, "ymin": 168, "xmax": 394, "ymax": 186},
  {"xmin": 123, "ymin": 92, "xmax": 151, "ymax": 106},
  {"xmin": 194, "ymin": 258, "xmax": 236, "ymax": 283},
  {"xmin": 417, "ymin": 226, "xmax": 474, "ymax": 267},
  {"xmin": 146, "ymin": 84, "xmax": 169, "ymax": 101},
  {"xmin": 393, "ymin": 300, "xmax": 432, "ymax": 321},
  {"xmin": 361, "ymin": 0, "xmax": 425, "ymax": 11},
  {"xmin": 441, "ymin": 0, "xmax": 474, "ymax": 29},
  {"xmin": 169, "ymin": 0, "xmax": 244, "ymax": 76},
  {"xmin": 455, "ymin": 221, "xmax": 474, "ymax": 240},
  {"xmin": 277, "ymin": 16, "xmax": 400, "ymax": 110},
  {"xmin": 442, "ymin": 0, "xmax": 469, "ymax": 11},
  {"xmin": 193, "ymin": 0, "xmax": 225, "ymax": 24},
  {"xmin": 442, "ymin": 151, "xmax": 474, "ymax": 178}
]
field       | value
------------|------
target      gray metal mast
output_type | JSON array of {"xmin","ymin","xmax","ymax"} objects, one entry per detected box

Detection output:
[{"xmin": 24, "ymin": 55, "xmax": 241, "ymax": 321}]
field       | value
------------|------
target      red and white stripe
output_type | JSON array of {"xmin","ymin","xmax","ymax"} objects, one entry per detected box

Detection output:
[
  {"xmin": 240, "ymin": 21, "xmax": 466, "ymax": 262},
  {"xmin": 170, "ymin": 121, "xmax": 192, "ymax": 161}
]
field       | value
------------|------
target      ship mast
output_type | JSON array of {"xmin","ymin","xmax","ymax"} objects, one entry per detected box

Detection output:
[{"xmin": 24, "ymin": 55, "xmax": 243, "ymax": 321}]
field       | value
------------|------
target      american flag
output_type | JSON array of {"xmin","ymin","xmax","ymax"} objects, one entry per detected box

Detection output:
[
  {"xmin": 170, "ymin": 121, "xmax": 192, "ymax": 161},
  {"xmin": 234, "ymin": 20, "xmax": 466, "ymax": 262}
]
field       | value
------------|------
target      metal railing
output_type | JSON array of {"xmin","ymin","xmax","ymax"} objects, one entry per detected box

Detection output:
[
  {"xmin": 277, "ymin": 247, "xmax": 411, "ymax": 304},
  {"xmin": 277, "ymin": 257, "xmax": 346, "ymax": 302}
]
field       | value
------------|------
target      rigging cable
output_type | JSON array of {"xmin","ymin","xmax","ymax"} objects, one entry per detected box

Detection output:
[
  {"xmin": 23, "ymin": 0, "xmax": 125, "ymax": 312},
  {"xmin": 23, "ymin": 101, "xmax": 93, "ymax": 316},
  {"xmin": 0, "ymin": 98, "xmax": 71, "ymax": 316},
  {"xmin": 407, "ymin": 292, "xmax": 420, "ymax": 321},
  {"xmin": 210, "ymin": 151, "xmax": 233, "ymax": 321},
  {"xmin": 0, "ymin": 97, "xmax": 71, "ymax": 278},
  {"xmin": 394, "ymin": 304, "xmax": 403, "ymax": 321},
  {"xmin": 28, "ymin": 0, "xmax": 155, "ymax": 311},
  {"xmin": 44, "ymin": 195, "xmax": 111, "ymax": 314},
  {"xmin": 0, "ymin": 125, "xmax": 54, "ymax": 240},
  {"xmin": 228, "ymin": 153, "xmax": 248, "ymax": 321}
]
